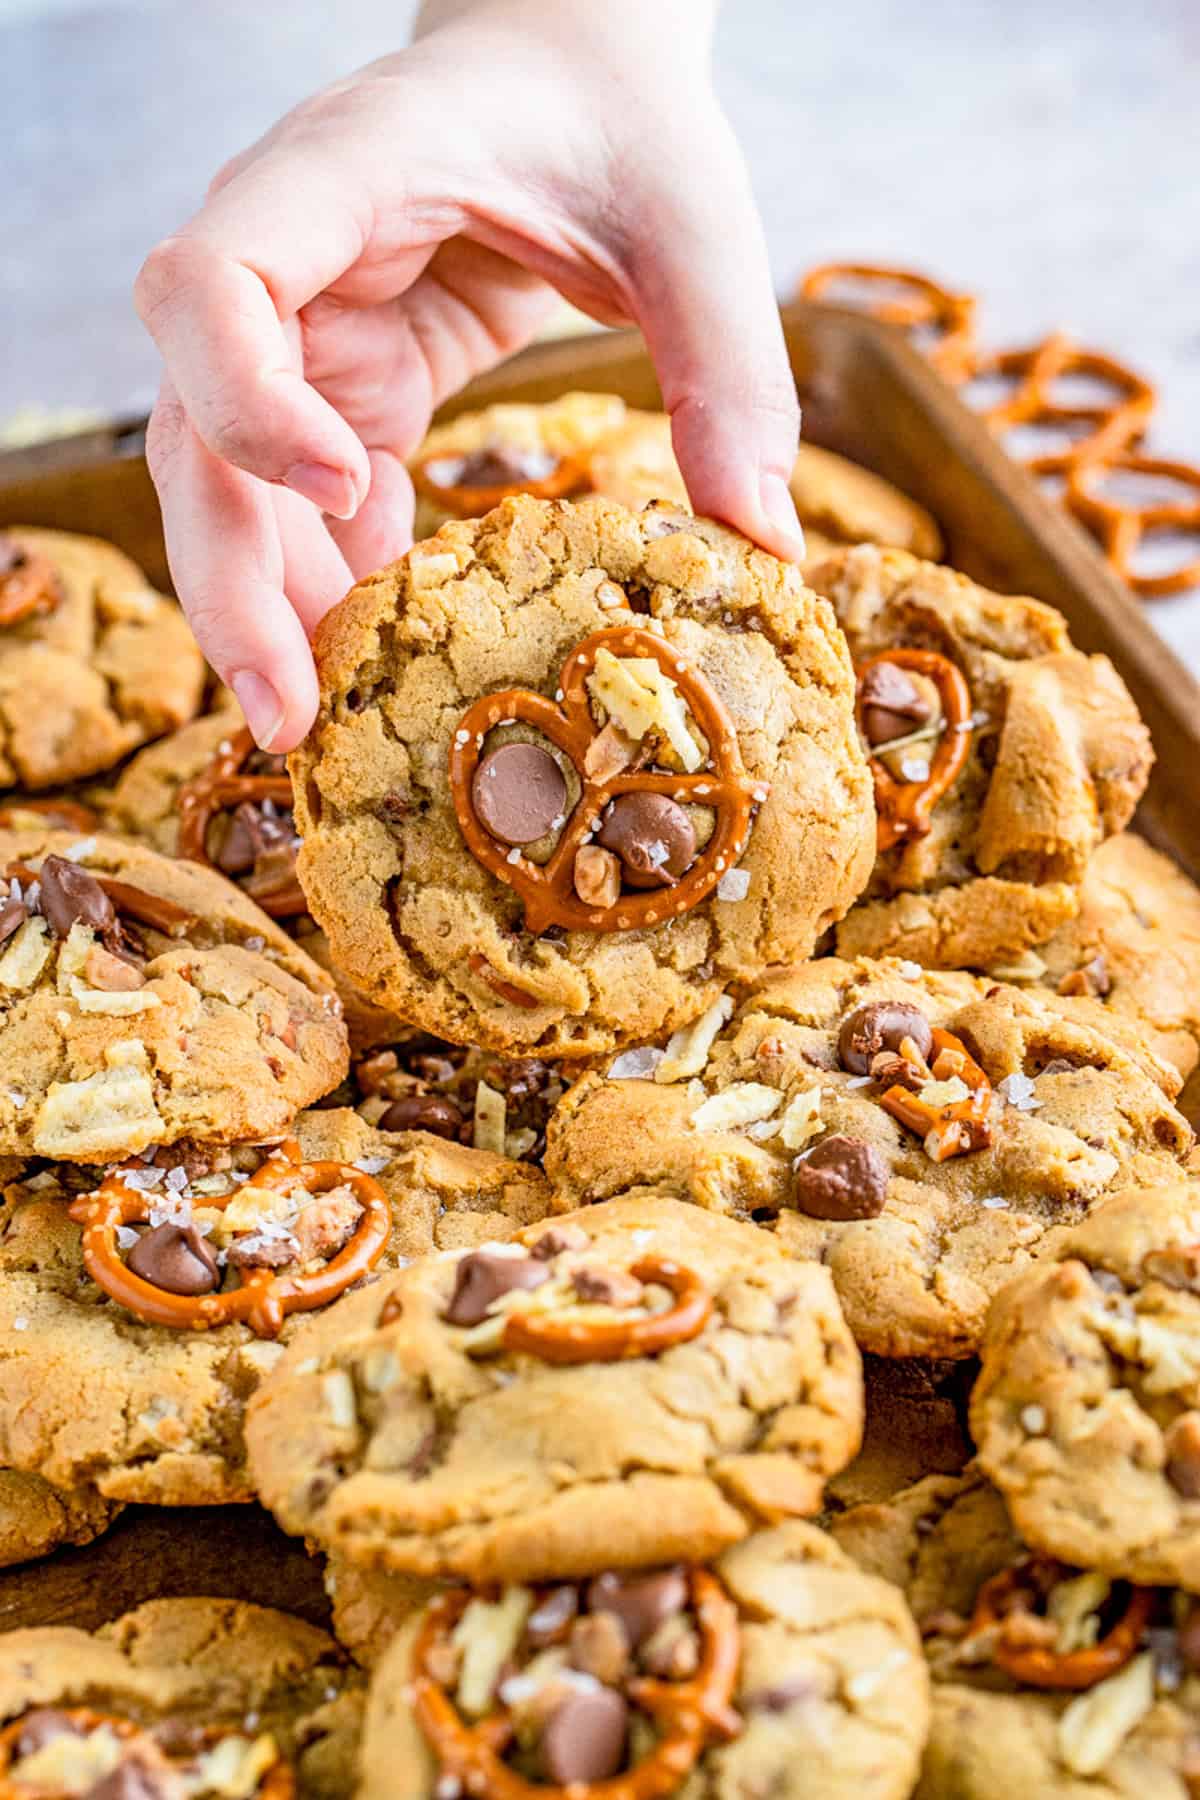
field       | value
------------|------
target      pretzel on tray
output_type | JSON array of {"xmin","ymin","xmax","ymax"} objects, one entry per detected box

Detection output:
[
  {"xmin": 970, "ymin": 335, "xmax": 1155, "ymax": 477},
  {"xmin": 854, "ymin": 649, "xmax": 973, "ymax": 855},
  {"xmin": 0, "ymin": 541, "xmax": 61, "ymax": 630},
  {"xmin": 879, "ymin": 1026, "xmax": 993, "ymax": 1162},
  {"xmin": 967, "ymin": 1561, "xmax": 1153, "ymax": 1691},
  {"xmin": 502, "ymin": 1256, "xmax": 713, "ymax": 1365},
  {"xmin": 1066, "ymin": 451, "xmax": 1200, "ymax": 599},
  {"xmin": 449, "ymin": 626, "xmax": 764, "ymax": 937},
  {"xmin": 69, "ymin": 1139, "xmax": 391, "ymax": 1338},
  {"xmin": 177, "ymin": 727, "xmax": 306, "ymax": 918},
  {"xmin": 800, "ymin": 262, "xmax": 978, "ymax": 381},
  {"xmin": 0, "ymin": 1708, "xmax": 296, "ymax": 1800},
  {"xmin": 411, "ymin": 1568, "xmax": 742, "ymax": 1800}
]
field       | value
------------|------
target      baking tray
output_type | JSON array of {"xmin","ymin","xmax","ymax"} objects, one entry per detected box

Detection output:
[{"xmin": 2, "ymin": 299, "xmax": 1195, "ymax": 879}]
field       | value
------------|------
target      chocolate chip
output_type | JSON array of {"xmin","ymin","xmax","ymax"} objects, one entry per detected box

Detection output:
[
  {"xmin": 859, "ymin": 660, "xmax": 935, "ymax": 747},
  {"xmin": 439, "ymin": 446, "xmax": 559, "ymax": 491},
  {"xmin": 472, "ymin": 742, "xmax": 568, "ymax": 846},
  {"xmin": 88, "ymin": 1756, "xmax": 171, "ymax": 1800},
  {"xmin": 215, "ymin": 803, "xmax": 263, "ymax": 875},
  {"xmin": 0, "ymin": 895, "xmax": 26, "ymax": 944},
  {"xmin": 526, "ymin": 1584, "xmax": 579, "ymax": 1648},
  {"xmin": 837, "ymin": 1000, "xmax": 934, "ymax": 1075},
  {"xmin": 126, "ymin": 1223, "xmax": 220, "ymax": 1296},
  {"xmin": 530, "ymin": 1224, "xmax": 590, "ymax": 1261},
  {"xmin": 585, "ymin": 1568, "xmax": 687, "ymax": 1649},
  {"xmin": 595, "ymin": 793, "xmax": 696, "ymax": 889},
  {"xmin": 791, "ymin": 1134, "xmax": 890, "ymax": 1220},
  {"xmin": 741, "ymin": 1674, "xmax": 817, "ymax": 1714},
  {"xmin": 1165, "ymin": 1413, "xmax": 1200, "ymax": 1498},
  {"xmin": 537, "ymin": 1687, "xmax": 628, "ymax": 1786},
  {"xmin": 442, "ymin": 1251, "xmax": 549, "ymax": 1327},
  {"xmin": 378, "ymin": 1093, "xmax": 464, "ymax": 1139},
  {"xmin": 571, "ymin": 1265, "xmax": 643, "ymax": 1308},
  {"xmin": 37, "ymin": 855, "xmax": 117, "ymax": 940},
  {"xmin": 13, "ymin": 1710, "xmax": 84, "ymax": 1758}
]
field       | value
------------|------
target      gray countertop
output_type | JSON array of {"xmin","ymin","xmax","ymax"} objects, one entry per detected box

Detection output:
[{"xmin": 4, "ymin": 0, "xmax": 1198, "ymax": 666}]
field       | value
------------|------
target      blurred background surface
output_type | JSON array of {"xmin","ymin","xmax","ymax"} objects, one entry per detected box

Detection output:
[{"xmin": 3, "ymin": 0, "xmax": 1198, "ymax": 656}]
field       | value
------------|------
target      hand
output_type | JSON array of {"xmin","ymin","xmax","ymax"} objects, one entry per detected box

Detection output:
[{"xmin": 135, "ymin": 0, "xmax": 803, "ymax": 749}]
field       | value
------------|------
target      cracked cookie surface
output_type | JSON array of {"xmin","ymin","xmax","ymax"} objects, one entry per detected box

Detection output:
[
  {"xmin": 972, "ymin": 1180, "xmax": 1200, "ymax": 1591},
  {"xmin": 835, "ymin": 1468, "xmax": 1200, "ymax": 1798},
  {"xmin": 246, "ymin": 1193, "xmax": 863, "ymax": 1582},
  {"xmin": 545, "ymin": 957, "xmax": 1192, "ymax": 1358},
  {"xmin": 0, "ymin": 1108, "xmax": 549, "ymax": 1505},
  {"xmin": 0, "ymin": 1597, "xmax": 361, "ymax": 1799},
  {"xmin": 0, "ymin": 528, "xmax": 205, "ymax": 790},
  {"xmin": 356, "ymin": 1522, "xmax": 928, "ymax": 1800},
  {"xmin": 808, "ymin": 546, "xmax": 1153, "ymax": 969},
  {"xmin": 290, "ymin": 494, "xmax": 874, "ymax": 1058},
  {"xmin": 0, "ymin": 829, "xmax": 349, "ymax": 1160}
]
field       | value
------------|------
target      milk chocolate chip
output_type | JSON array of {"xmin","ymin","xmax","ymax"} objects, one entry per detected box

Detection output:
[
  {"xmin": 126, "ymin": 1223, "xmax": 220, "ymax": 1296},
  {"xmin": 442, "ymin": 1251, "xmax": 549, "ymax": 1327},
  {"xmin": 838, "ymin": 1000, "xmax": 934, "ymax": 1074},
  {"xmin": 791, "ymin": 1135, "xmax": 889, "ymax": 1220},
  {"xmin": 37, "ymin": 855, "xmax": 117, "ymax": 941},
  {"xmin": 472, "ymin": 743, "xmax": 567, "ymax": 846},
  {"xmin": 585, "ymin": 1567, "xmax": 688, "ymax": 1649},
  {"xmin": 537, "ymin": 1688, "xmax": 628, "ymax": 1786},
  {"xmin": 596, "ymin": 793, "xmax": 696, "ymax": 888},
  {"xmin": 378, "ymin": 1093, "xmax": 464, "ymax": 1139},
  {"xmin": 860, "ymin": 660, "xmax": 935, "ymax": 747},
  {"xmin": 0, "ymin": 895, "xmax": 26, "ymax": 944}
]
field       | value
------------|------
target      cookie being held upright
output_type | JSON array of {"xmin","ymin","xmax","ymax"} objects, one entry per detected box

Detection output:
[{"xmin": 291, "ymin": 495, "xmax": 875, "ymax": 1056}]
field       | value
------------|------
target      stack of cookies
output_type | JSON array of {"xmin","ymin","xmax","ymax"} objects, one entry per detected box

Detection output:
[{"xmin": 0, "ymin": 394, "xmax": 1199, "ymax": 1799}]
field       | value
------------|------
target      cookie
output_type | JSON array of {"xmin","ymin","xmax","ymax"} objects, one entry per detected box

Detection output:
[
  {"xmin": 0, "ymin": 1108, "xmax": 550, "ymax": 1504},
  {"xmin": 1032, "ymin": 833, "xmax": 1200, "ymax": 1090},
  {"xmin": 409, "ymin": 391, "xmax": 632, "ymax": 536},
  {"xmin": 0, "ymin": 1597, "xmax": 360, "ymax": 1799},
  {"xmin": 355, "ymin": 1522, "xmax": 928, "ymax": 1800},
  {"xmin": 101, "ymin": 713, "xmax": 406, "ymax": 1051},
  {"xmin": 809, "ymin": 545, "xmax": 1153, "ymax": 969},
  {"xmin": 0, "ymin": 1471, "xmax": 120, "ymax": 1569},
  {"xmin": 971, "ymin": 1179, "xmax": 1200, "ymax": 1591},
  {"xmin": 324, "ymin": 1557, "xmax": 439, "ymax": 1668},
  {"xmin": 291, "ymin": 494, "xmax": 875, "ymax": 1057},
  {"xmin": 590, "ymin": 409, "xmax": 944, "ymax": 558},
  {"xmin": 544, "ymin": 957, "xmax": 1192, "ymax": 1357},
  {"xmin": 348, "ymin": 1034, "xmax": 567, "ymax": 1164},
  {"xmin": 834, "ymin": 1468, "xmax": 1200, "ymax": 1798},
  {"xmin": 0, "ymin": 829, "xmax": 348, "ymax": 1160},
  {"xmin": 246, "ymin": 1192, "xmax": 863, "ymax": 1582},
  {"xmin": 0, "ymin": 528, "xmax": 205, "ymax": 790}
]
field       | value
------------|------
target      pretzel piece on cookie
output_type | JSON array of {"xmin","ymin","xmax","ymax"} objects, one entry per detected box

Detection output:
[
  {"xmin": 177, "ymin": 727, "xmax": 306, "ymax": 918},
  {"xmin": 967, "ymin": 1561, "xmax": 1152, "ymax": 1692},
  {"xmin": 855, "ymin": 649, "xmax": 973, "ymax": 855}
]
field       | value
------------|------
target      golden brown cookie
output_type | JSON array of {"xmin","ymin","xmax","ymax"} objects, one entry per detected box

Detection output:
[
  {"xmin": 810, "ymin": 545, "xmax": 1153, "ymax": 969},
  {"xmin": 0, "ymin": 1471, "xmax": 120, "ymax": 1569},
  {"xmin": 544, "ymin": 957, "xmax": 1192, "ymax": 1358},
  {"xmin": 0, "ymin": 529, "xmax": 205, "ymax": 791},
  {"xmin": 0, "ymin": 1108, "xmax": 549, "ymax": 1505},
  {"xmin": 0, "ymin": 1597, "xmax": 361, "ymax": 1799},
  {"xmin": 290, "ymin": 494, "xmax": 875, "ymax": 1057},
  {"xmin": 355, "ymin": 1523, "xmax": 928, "ymax": 1800},
  {"xmin": 246, "ymin": 1193, "xmax": 863, "ymax": 1582},
  {"xmin": 0, "ymin": 829, "xmax": 348, "ymax": 1160}
]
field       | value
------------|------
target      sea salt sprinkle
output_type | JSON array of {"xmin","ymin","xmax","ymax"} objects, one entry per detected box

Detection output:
[
  {"xmin": 608, "ymin": 1046, "xmax": 665, "ymax": 1080},
  {"xmin": 997, "ymin": 1072, "xmax": 1041, "ymax": 1112},
  {"xmin": 352, "ymin": 1155, "xmax": 391, "ymax": 1176},
  {"xmin": 717, "ymin": 868, "xmax": 751, "ymax": 903}
]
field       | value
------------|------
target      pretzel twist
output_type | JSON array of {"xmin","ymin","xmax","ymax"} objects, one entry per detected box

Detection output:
[
  {"xmin": 970, "ymin": 335, "xmax": 1154, "ymax": 476},
  {"xmin": 68, "ymin": 1140, "xmax": 390, "ymax": 1338},
  {"xmin": 502, "ymin": 1257, "xmax": 712, "ymax": 1364},
  {"xmin": 968, "ymin": 1563, "xmax": 1152, "ymax": 1691},
  {"xmin": 880, "ymin": 1026, "xmax": 993, "ymax": 1161},
  {"xmin": 0, "ymin": 545, "xmax": 61, "ymax": 629},
  {"xmin": 450, "ymin": 627, "xmax": 761, "ymax": 937},
  {"xmin": 177, "ymin": 728, "xmax": 306, "ymax": 918},
  {"xmin": 1067, "ymin": 452, "xmax": 1200, "ymax": 599},
  {"xmin": 855, "ymin": 649, "xmax": 973, "ymax": 854},
  {"xmin": 412, "ymin": 451, "xmax": 591, "ymax": 519},
  {"xmin": 412, "ymin": 1568, "xmax": 742, "ymax": 1799},
  {"xmin": 800, "ymin": 262, "xmax": 978, "ymax": 381},
  {"xmin": 0, "ymin": 1709, "xmax": 295, "ymax": 1800}
]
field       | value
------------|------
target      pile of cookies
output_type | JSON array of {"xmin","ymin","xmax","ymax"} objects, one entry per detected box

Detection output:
[{"xmin": 1, "ymin": 392, "xmax": 1200, "ymax": 1799}]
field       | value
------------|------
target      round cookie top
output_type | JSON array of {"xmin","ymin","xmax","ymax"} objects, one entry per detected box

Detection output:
[
  {"xmin": 834, "ymin": 1468, "xmax": 1200, "ymax": 1797},
  {"xmin": 355, "ymin": 1521, "xmax": 928, "ymax": 1800},
  {"xmin": 291, "ymin": 494, "xmax": 875, "ymax": 1057},
  {"xmin": 246, "ymin": 1192, "xmax": 863, "ymax": 1583},
  {"xmin": 809, "ymin": 544, "xmax": 1154, "ymax": 971},
  {"xmin": 545, "ymin": 957, "xmax": 1193, "ymax": 1358},
  {"xmin": 0, "ymin": 1597, "xmax": 360, "ymax": 1800},
  {"xmin": 972, "ymin": 1180, "xmax": 1200, "ymax": 1592},
  {"xmin": 0, "ymin": 1107, "xmax": 549, "ymax": 1505},
  {"xmin": 0, "ymin": 828, "xmax": 349, "ymax": 1161},
  {"xmin": 0, "ymin": 528, "xmax": 205, "ymax": 791}
]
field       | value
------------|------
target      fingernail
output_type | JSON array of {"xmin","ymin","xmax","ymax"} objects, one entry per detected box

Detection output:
[
  {"xmin": 232, "ymin": 671, "xmax": 286, "ymax": 750},
  {"xmin": 284, "ymin": 461, "xmax": 360, "ymax": 520},
  {"xmin": 759, "ymin": 472, "xmax": 807, "ymax": 561}
]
